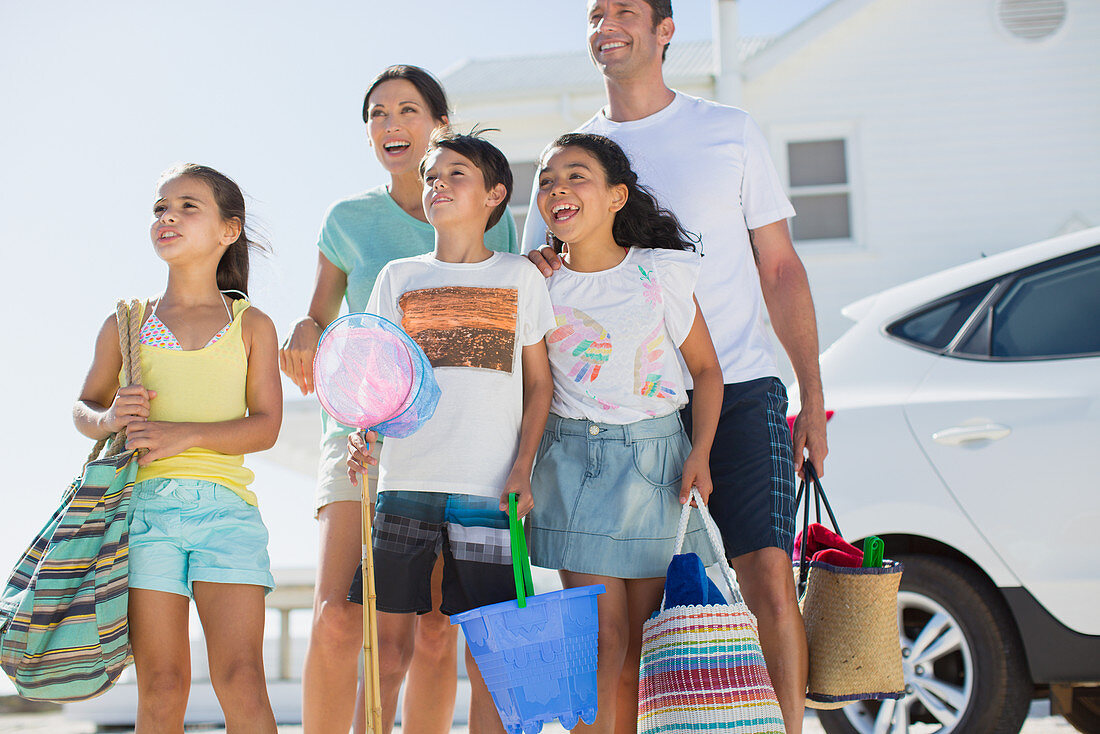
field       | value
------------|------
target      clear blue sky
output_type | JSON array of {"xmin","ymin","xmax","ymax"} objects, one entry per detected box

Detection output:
[{"xmin": 0, "ymin": 0, "xmax": 832, "ymax": 571}]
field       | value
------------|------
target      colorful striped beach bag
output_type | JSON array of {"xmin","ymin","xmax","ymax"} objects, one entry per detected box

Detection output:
[
  {"xmin": 639, "ymin": 488, "xmax": 785, "ymax": 734},
  {"xmin": 0, "ymin": 300, "xmax": 141, "ymax": 701}
]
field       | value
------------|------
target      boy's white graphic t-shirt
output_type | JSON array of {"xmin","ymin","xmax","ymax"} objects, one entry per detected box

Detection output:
[
  {"xmin": 523, "ymin": 92, "xmax": 796, "ymax": 385},
  {"xmin": 367, "ymin": 252, "xmax": 556, "ymax": 498},
  {"xmin": 545, "ymin": 248, "xmax": 700, "ymax": 424}
]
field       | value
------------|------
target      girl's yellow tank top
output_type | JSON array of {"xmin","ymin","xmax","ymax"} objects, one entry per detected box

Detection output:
[{"xmin": 124, "ymin": 299, "xmax": 257, "ymax": 505}]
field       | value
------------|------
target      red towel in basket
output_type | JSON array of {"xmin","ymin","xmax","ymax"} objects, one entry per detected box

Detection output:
[{"xmin": 793, "ymin": 523, "xmax": 864, "ymax": 568}]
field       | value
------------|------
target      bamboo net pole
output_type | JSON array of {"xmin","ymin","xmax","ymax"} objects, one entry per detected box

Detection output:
[{"xmin": 362, "ymin": 473, "xmax": 383, "ymax": 734}]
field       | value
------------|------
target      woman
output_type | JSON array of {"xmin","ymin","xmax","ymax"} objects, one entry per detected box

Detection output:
[{"xmin": 279, "ymin": 65, "xmax": 516, "ymax": 733}]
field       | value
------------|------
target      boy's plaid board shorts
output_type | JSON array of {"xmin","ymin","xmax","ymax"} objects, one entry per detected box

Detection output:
[{"xmin": 348, "ymin": 490, "xmax": 515, "ymax": 615}]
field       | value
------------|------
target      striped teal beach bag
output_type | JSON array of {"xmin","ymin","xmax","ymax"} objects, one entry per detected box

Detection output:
[
  {"xmin": 0, "ymin": 300, "xmax": 141, "ymax": 701},
  {"xmin": 638, "ymin": 488, "xmax": 785, "ymax": 734}
]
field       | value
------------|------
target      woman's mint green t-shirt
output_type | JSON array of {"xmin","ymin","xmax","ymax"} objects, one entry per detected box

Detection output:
[{"xmin": 317, "ymin": 185, "xmax": 518, "ymax": 440}]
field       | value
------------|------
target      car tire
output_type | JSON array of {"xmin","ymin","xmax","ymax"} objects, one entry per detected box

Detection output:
[{"xmin": 816, "ymin": 554, "xmax": 1031, "ymax": 734}]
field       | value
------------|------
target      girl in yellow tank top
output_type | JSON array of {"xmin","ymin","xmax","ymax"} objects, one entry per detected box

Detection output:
[{"xmin": 73, "ymin": 164, "xmax": 282, "ymax": 732}]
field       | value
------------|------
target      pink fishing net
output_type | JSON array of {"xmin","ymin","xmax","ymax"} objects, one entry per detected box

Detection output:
[{"xmin": 313, "ymin": 313, "xmax": 441, "ymax": 438}]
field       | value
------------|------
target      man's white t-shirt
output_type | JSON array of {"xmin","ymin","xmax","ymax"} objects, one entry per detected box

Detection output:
[
  {"xmin": 366, "ymin": 252, "xmax": 556, "ymax": 498},
  {"xmin": 523, "ymin": 92, "xmax": 796, "ymax": 385},
  {"xmin": 546, "ymin": 247, "xmax": 700, "ymax": 424}
]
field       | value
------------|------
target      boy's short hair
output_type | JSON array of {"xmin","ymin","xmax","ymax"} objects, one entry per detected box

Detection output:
[{"xmin": 420, "ymin": 128, "xmax": 513, "ymax": 232}]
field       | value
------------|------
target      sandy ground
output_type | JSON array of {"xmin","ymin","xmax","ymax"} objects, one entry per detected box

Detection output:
[{"xmin": 0, "ymin": 708, "xmax": 1077, "ymax": 733}]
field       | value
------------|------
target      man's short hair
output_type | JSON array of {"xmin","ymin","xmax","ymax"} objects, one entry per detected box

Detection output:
[
  {"xmin": 640, "ymin": 0, "xmax": 673, "ymax": 61},
  {"xmin": 420, "ymin": 128, "xmax": 513, "ymax": 232}
]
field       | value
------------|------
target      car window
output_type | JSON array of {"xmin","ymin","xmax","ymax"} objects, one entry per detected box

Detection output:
[
  {"xmin": 954, "ymin": 308, "xmax": 992, "ymax": 356},
  {"xmin": 990, "ymin": 253, "xmax": 1100, "ymax": 359},
  {"xmin": 887, "ymin": 284, "xmax": 993, "ymax": 351}
]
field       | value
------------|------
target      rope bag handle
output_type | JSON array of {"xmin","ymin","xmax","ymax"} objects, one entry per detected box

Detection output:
[
  {"xmin": 86, "ymin": 299, "xmax": 143, "ymax": 464},
  {"xmin": 660, "ymin": 488, "xmax": 745, "ymax": 612}
]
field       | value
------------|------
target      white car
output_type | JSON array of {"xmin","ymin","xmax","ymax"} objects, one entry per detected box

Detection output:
[{"xmin": 790, "ymin": 226, "xmax": 1100, "ymax": 734}]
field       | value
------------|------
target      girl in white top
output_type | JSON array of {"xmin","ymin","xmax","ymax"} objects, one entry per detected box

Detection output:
[{"xmin": 528, "ymin": 133, "xmax": 724, "ymax": 734}]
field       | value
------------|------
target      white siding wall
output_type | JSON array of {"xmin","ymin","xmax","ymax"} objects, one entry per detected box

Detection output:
[
  {"xmin": 749, "ymin": 0, "xmax": 1100, "ymax": 345},
  {"xmin": 449, "ymin": 82, "xmax": 716, "ymax": 168}
]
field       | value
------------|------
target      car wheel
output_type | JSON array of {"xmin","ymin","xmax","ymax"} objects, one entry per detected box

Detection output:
[
  {"xmin": 817, "ymin": 554, "xmax": 1031, "ymax": 734},
  {"xmin": 1061, "ymin": 687, "xmax": 1100, "ymax": 733}
]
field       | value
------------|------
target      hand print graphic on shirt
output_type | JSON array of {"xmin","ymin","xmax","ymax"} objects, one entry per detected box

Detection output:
[
  {"xmin": 584, "ymin": 390, "xmax": 619, "ymax": 412},
  {"xmin": 638, "ymin": 265, "xmax": 663, "ymax": 309},
  {"xmin": 634, "ymin": 324, "xmax": 678, "ymax": 399},
  {"xmin": 549, "ymin": 306, "xmax": 612, "ymax": 383},
  {"xmin": 541, "ymin": 249, "xmax": 698, "ymax": 423}
]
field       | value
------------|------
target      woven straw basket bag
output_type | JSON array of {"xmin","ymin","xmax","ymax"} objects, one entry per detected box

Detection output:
[{"xmin": 796, "ymin": 465, "xmax": 905, "ymax": 709}]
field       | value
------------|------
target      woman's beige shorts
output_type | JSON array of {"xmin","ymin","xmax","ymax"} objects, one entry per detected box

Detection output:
[{"xmin": 315, "ymin": 431, "xmax": 379, "ymax": 517}]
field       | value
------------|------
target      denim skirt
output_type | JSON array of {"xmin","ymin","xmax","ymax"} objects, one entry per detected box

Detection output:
[{"xmin": 528, "ymin": 412, "xmax": 717, "ymax": 579}]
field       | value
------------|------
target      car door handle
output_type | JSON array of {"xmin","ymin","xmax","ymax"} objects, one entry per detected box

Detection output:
[{"xmin": 931, "ymin": 424, "xmax": 1011, "ymax": 446}]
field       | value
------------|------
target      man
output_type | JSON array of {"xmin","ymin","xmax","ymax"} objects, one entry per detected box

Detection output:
[{"xmin": 524, "ymin": 2, "xmax": 828, "ymax": 731}]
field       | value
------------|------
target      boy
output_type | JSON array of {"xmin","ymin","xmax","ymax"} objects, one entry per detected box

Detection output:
[{"xmin": 346, "ymin": 130, "xmax": 555, "ymax": 734}]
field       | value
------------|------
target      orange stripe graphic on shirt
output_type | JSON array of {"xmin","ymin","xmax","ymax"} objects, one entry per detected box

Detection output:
[{"xmin": 399, "ymin": 286, "xmax": 518, "ymax": 373}]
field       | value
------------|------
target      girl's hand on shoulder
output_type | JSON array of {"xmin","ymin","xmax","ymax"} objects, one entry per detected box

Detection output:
[
  {"xmin": 500, "ymin": 468, "xmax": 534, "ymax": 518},
  {"xmin": 680, "ymin": 449, "xmax": 713, "ymax": 506},
  {"xmin": 126, "ymin": 420, "xmax": 193, "ymax": 466},
  {"xmin": 346, "ymin": 430, "xmax": 378, "ymax": 486},
  {"xmin": 279, "ymin": 316, "xmax": 323, "ymax": 395},
  {"xmin": 102, "ymin": 386, "xmax": 156, "ymax": 434},
  {"xmin": 527, "ymin": 246, "xmax": 562, "ymax": 279}
]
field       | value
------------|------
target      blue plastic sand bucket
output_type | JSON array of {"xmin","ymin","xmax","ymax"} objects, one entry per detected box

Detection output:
[{"xmin": 451, "ymin": 495, "xmax": 605, "ymax": 734}]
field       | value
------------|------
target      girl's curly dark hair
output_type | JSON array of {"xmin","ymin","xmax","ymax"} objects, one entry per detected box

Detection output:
[{"xmin": 541, "ymin": 133, "xmax": 699, "ymax": 253}]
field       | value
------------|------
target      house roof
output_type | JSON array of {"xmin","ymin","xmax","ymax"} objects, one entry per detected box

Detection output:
[
  {"xmin": 442, "ymin": 37, "xmax": 776, "ymax": 100},
  {"xmin": 442, "ymin": 0, "xmax": 887, "ymax": 99},
  {"xmin": 742, "ymin": 0, "xmax": 873, "ymax": 79}
]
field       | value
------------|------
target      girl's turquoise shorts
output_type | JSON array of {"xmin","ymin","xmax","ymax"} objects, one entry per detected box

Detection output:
[{"xmin": 129, "ymin": 477, "xmax": 275, "ymax": 598}]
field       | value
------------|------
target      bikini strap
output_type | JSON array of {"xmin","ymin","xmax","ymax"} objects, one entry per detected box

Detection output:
[{"xmin": 149, "ymin": 291, "xmax": 239, "ymax": 326}]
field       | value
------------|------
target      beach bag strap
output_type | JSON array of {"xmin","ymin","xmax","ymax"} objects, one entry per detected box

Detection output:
[
  {"xmin": 796, "ymin": 462, "xmax": 842, "ymax": 596},
  {"xmin": 662, "ymin": 489, "xmax": 744, "ymax": 611},
  {"xmin": 85, "ymin": 299, "xmax": 143, "ymax": 465},
  {"xmin": 507, "ymin": 493, "xmax": 535, "ymax": 608}
]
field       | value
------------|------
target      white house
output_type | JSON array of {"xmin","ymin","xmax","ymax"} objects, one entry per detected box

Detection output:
[{"xmin": 441, "ymin": 0, "xmax": 1100, "ymax": 349}]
